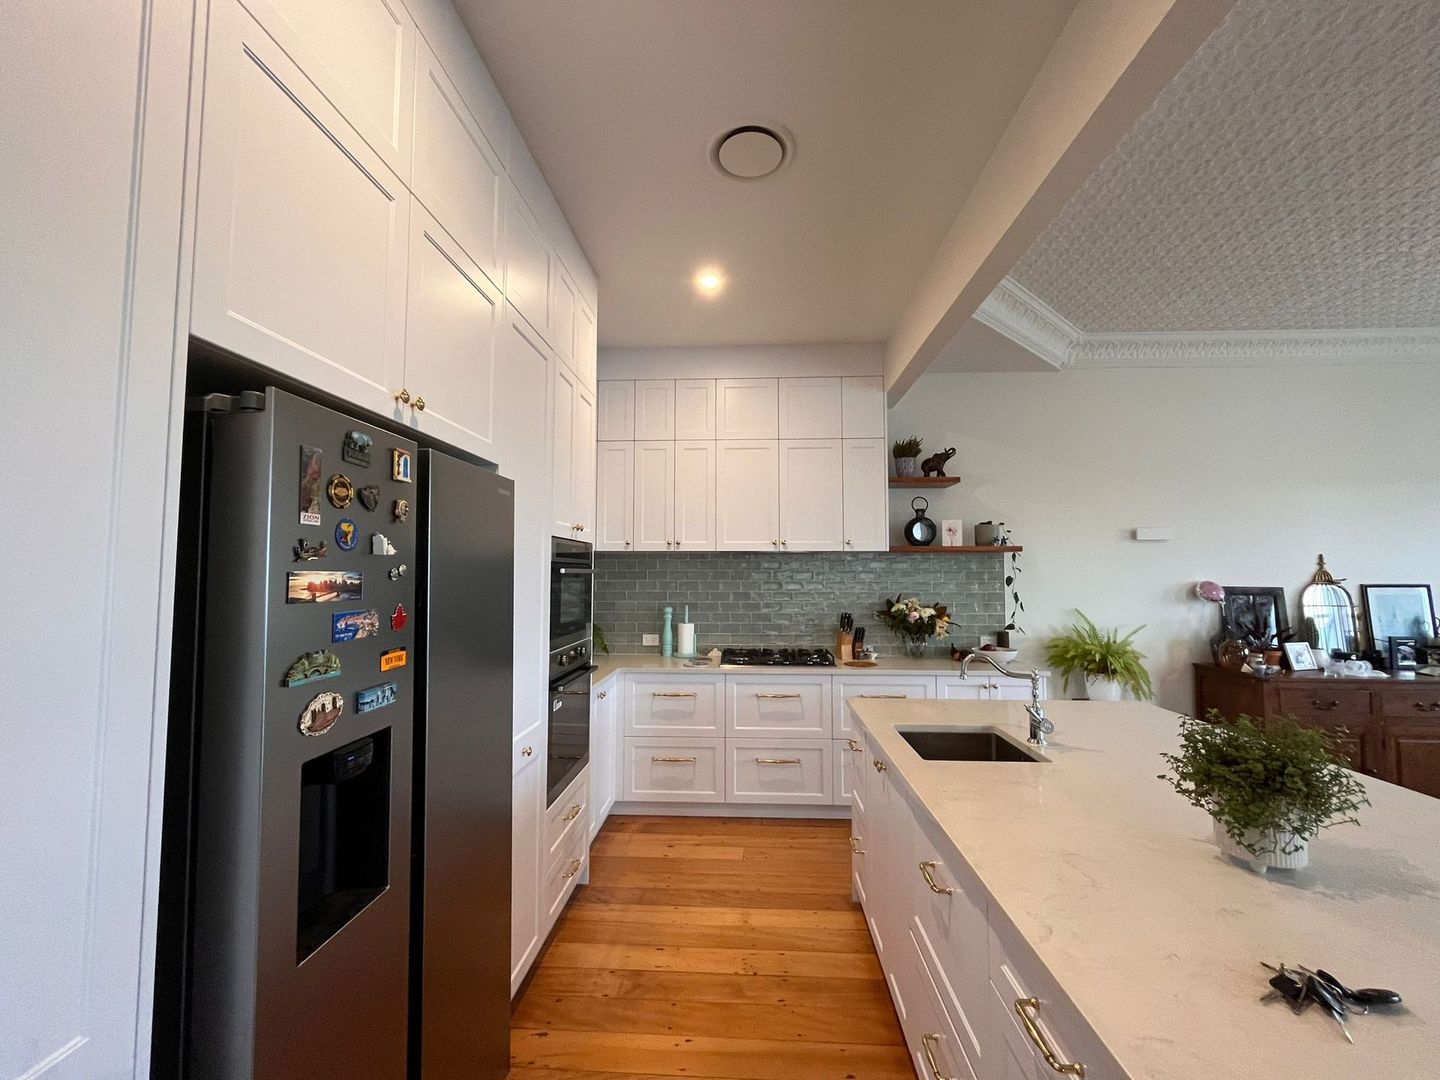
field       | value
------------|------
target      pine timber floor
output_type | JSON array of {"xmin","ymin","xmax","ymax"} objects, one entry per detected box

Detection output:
[{"xmin": 510, "ymin": 815, "xmax": 915, "ymax": 1079}]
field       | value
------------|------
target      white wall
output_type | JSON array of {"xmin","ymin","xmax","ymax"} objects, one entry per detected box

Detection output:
[{"xmin": 889, "ymin": 364, "xmax": 1440, "ymax": 711}]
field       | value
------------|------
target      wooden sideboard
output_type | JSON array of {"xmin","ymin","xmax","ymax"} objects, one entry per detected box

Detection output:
[{"xmin": 1194, "ymin": 664, "xmax": 1440, "ymax": 798}]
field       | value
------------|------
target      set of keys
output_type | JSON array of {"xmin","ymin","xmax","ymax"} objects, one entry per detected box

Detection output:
[{"xmin": 1260, "ymin": 961, "xmax": 1403, "ymax": 1043}]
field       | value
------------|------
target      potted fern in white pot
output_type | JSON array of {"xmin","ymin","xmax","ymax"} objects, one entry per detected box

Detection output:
[{"xmin": 1044, "ymin": 613, "xmax": 1153, "ymax": 701}]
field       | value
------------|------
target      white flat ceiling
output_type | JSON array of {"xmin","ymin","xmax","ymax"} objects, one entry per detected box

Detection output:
[{"xmin": 454, "ymin": 0, "xmax": 1079, "ymax": 347}]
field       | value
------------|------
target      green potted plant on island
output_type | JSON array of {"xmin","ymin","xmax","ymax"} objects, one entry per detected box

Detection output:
[
  {"xmin": 1044, "ymin": 612, "xmax": 1153, "ymax": 701},
  {"xmin": 892, "ymin": 436, "xmax": 924, "ymax": 478},
  {"xmin": 1159, "ymin": 713, "xmax": 1369, "ymax": 873},
  {"xmin": 876, "ymin": 595, "xmax": 951, "ymax": 658}
]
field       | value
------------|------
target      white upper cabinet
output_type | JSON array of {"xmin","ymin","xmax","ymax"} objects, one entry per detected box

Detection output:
[
  {"xmin": 633, "ymin": 441, "xmax": 675, "ymax": 552},
  {"xmin": 574, "ymin": 386, "xmax": 596, "ymax": 538},
  {"xmin": 402, "ymin": 206, "xmax": 498, "ymax": 452},
  {"xmin": 192, "ymin": 0, "xmax": 407, "ymax": 415},
  {"xmin": 674, "ymin": 379, "xmax": 717, "ymax": 439},
  {"xmin": 716, "ymin": 378, "xmax": 778, "ymax": 439},
  {"xmin": 779, "ymin": 378, "xmax": 843, "ymax": 438},
  {"xmin": 550, "ymin": 360, "xmax": 577, "ymax": 537},
  {"xmin": 778, "ymin": 440, "xmax": 844, "ymax": 551},
  {"xmin": 842, "ymin": 439, "xmax": 888, "ymax": 551},
  {"xmin": 634, "ymin": 380, "xmax": 676, "ymax": 439},
  {"xmin": 596, "ymin": 381, "xmax": 635, "ymax": 440},
  {"xmin": 716, "ymin": 440, "xmax": 779, "ymax": 551},
  {"xmin": 504, "ymin": 182, "xmax": 553, "ymax": 340},
  {"xmin": 576, "ymin": 299, "xmax": 598, "ymax": 389},
  {"xmin": 248, "ymin": 0, "xmax": 416, "ymax": 179},
  {"xmin": 673, "ymin": 441, "xmax": 717, "ymax": 550},
  {"xmin": 841, "ymin": 376, "xmax": 886, "ymax": 438},
  {"xmin": 594, "ymin": 441, "xmax": 634, "ymax": 551},
  {"xmin": 550, "ymin": 265, "xmax": 578, "ymax": 373}
]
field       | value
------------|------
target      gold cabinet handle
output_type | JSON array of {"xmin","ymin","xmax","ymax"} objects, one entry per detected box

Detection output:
[
  {"xmin": 846, "ymin": 738, "xmax": 863, "ymax": 752},
  {"xmin": 857, "ymin": 694, "xmax": 907, "ymax": 699},
  {"xmin": 872, "ymin": 758, "xmax": 887, "ymax": 772},
  {"xmin": 413, "ymin": 395, "xmax": 426, "ymax": 411},
  {"xmin": 563, "ymin": 858, "xmax": 582, "ymax": 880},
  {"xmin": 771, "ymin": 539, "xmax": 779, "ymax": 546},
  {"xmin": 521, "ymin": 746, "xmax": 534, "ymax": 757},
  {"xmin": 849, "ymin": 835, "xmax": 865, "ymax": 854},
  {"xmin": 756, "ymin": 757, "xmax": 801, "ymax": 765},
  {"xmin": 394, "ymin": 388, "xmax": 412, "ymax": 405},
  {"xmin": 562, "ymin": 803, "xmax": 584, "ymax": 822},
  {"xmin": 1415, "ymin": 701, "xmax": 1440, "ymax": 711},
  {"xmin": 919, "ymin": 860, "xmax": 953, "ymax": 895},
  {"xmin": 1015, "ymin": 998, "xmax": 1086, "ymax": 1077},
  {"xmin": 921, "ymin": 1033, "xmax": 957, "ymax": 1080},
  {"xmin": 651, "ymin": 755, "xmax": 697, "ymax": 763},
  {"xmin": 652, "ymin": 691, "xmax": 697, "ymax": 698},
  {"xmin": 780, "ymin": 539, "xmax": 788, "ymax": 546},
  {"xmin": 756, "ymin": 692, "xmax": 802, "ymax": 699}
]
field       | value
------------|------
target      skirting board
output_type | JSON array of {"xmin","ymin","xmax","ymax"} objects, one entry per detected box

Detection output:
[{"xmin": 610, "ymin": 801, "xmax": 851, "ymax": 820}]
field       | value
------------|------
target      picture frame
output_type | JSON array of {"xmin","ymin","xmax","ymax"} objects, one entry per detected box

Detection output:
[
  {"xmin": 1282, "ymin": 641, "xmax": 1318, "ymax": 671},
  {"xmin": 1361, "ymin": 584, "xmax": 1437, "ymax": 657},
  {"xmin": 1218, "ymin": 587, "xmax": 1289, "ymax": 648},
  {"xmin": 941, "ymin": 519, "xmax": 964, "ymax": 546},
  {"xmin": 1390, "ymin": 637, "xmax": 1419, "ymax": 672}
]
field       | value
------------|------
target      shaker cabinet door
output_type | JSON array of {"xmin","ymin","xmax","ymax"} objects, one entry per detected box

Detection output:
[
  {"xmin": 632, "ymin": 441, "xmax": 676, "ymax": 552},
  {"xmin": 842, "ymin": 438, "xmax": 888, "ymax": 551},
  {"xmin": 715, "ymin": 441, "xmax": 779, "ymax": 551},
  {"xmin": 673, "ymin": 441, "xmax": 717, "ymax": 551},
  {"xmin": 550, "ymin": 361, "xmax": 578, "ymax": 537},
  {"xmin": 594, "ymin": 442, "xmax": 634, "ymax": 551},
  {"xmin": 779, "ymin": 439, "xmax": 844, "ymax": 551}
]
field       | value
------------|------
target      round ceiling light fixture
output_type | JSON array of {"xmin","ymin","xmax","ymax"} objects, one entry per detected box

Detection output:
[{"xmin": 711, "ymin": 125, "xmax": 791, "ymax": 181}]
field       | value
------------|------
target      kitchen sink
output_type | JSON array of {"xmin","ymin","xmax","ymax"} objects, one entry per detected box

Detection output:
[{"xmin": 898, "ymin": 729, "xmax": 1043, "ymax": 763}]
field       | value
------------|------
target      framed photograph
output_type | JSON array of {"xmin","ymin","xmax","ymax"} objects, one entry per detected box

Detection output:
[
  {"xmin": 1219, "ymin": 587, "xmax": 1289, "ymax": 648},
  {"xmin": 1282, "ymin": 641, "xmax": 1318, "ymax": 671},
  {"xmin": 1390, "ymin": 637, "xmax": 1419, "ymax": 671},
  {"xmin": 941, "ymin": 519, "xmax": 964, "ymax": 546},
  {"xmin": 1361, "ymin": 584, "xmax": 1437, "ymax": 656}
]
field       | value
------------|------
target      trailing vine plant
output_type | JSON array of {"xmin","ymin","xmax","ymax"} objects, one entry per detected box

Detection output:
[{"xmin": 994, "ymin": 522, "xmax": 1023, "ymax": 635}]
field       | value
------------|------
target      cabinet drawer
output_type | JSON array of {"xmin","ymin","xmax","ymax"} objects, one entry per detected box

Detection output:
[
  {"xmin": 1379, "ymin": 686, "xmax": 1440, "ymax": 717},
  {"xmin": 912, "ymin": 821, "xmax": 988, "ymax": 1066},
  {"xmin": 622, "ymin": 737, "xmax": 724, "ymax": 802},
  {"xmin": 1275, "ymin": 686, "xmax": 1372, "ymax": 720},
  {"xmin": 908, "ymin": 928, "xmax": 979, "ymax": 1080},
  {"xmin": 834, "ymin": 737, "xmax": 865, "ymax": 804},
  {"xmin": 834, "ymin": 677, "xmax": 935, "ymax": 735},
  {"xmin": 726, "ymin": 677, "xmax": 831, "ymax": 737},
  {"xmin": 625, "ymin": 676, "xmax": 723, "ymax": 735},
  {"xmin": 543, "ymin": 828, "xmax": 587, "ymax": 928},
  {"xmin": 726, "ymin": 739, "xmax": 833, "ymax": 805},
  {"xmin": 544, "ymin": 768, "xmax": 589, "ymax": 865}
]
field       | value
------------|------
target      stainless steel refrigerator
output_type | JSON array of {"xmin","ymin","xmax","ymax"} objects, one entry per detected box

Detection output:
[{"xmin": 155, "ymin": 387, "xmax": 511, "ymax": 1079}]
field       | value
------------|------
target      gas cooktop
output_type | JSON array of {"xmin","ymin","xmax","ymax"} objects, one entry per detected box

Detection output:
[{"xmin": 720, "ymin": 647, "xmax": 836, "ymax": 667}]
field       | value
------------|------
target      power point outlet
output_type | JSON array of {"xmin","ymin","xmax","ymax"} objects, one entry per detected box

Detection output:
[{"xmin": 642, "ymin": 633, "xmax": 660, "ymax": 647}]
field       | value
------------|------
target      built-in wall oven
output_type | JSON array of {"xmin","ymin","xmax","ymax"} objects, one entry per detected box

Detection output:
[
  {"xmin": 546, "ymin": 661, "xmax": 591, "ymax": 806},
  {"xmin": 550, "ymin": 536, "xmax": 593, "ymax": 652},
  {"xmin": 548, "ymin": 537, "xmax": 593, "ymax": 805}
]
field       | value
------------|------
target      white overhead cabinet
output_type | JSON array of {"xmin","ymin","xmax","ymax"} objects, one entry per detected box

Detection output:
[
  {"xmin": 550, "ymin": 361, "xmax": 577, "ymax": 536},
  {"xmin": 633, "ymin": 441, "xmax": 676, "ymax": 551},
  {"xmin": 596, "ymin": 380, "xmax": 635, "ymax": 440},
  {"xmin": 778, "ymin": 439, "xmax": 844, "ymax": 550},
  {"xmin": 673, "ymin": 441, "xmax": 717, "ymax": 549},
  {"xmin": 716, "ymin": 378, "xmax": 779, "ymax": 438},
  {"xmin": 674, "ymin": 379, "xmax": 716, "ymax": 438},
  {"xmin": 503, "ymin": 183, "xmax": 553, "ymax": 342},
  {"xmin": 576, "ymin": 300, "xmax": 598, "ymax": 388},
  {"xmin": 779, "ymin": 377, "xmax": 843, "ymax": 438},
  {"xmin": 716, "ymin": 440, "xmax": 780, "ymax": 551},
  {"xmin": 594, "ymin": 442, "xmax": 634, "ymax": 551},
  {"xmin": 842, "ymin": 438, "xmax": 888, "ymax": 550},
  {"xmin": 549, "ymin": 266, "xmax": 578, "ymax": 373},
  {"xmin": 634, "ymin": 380, "xmax": 676, "ymax": 439}
]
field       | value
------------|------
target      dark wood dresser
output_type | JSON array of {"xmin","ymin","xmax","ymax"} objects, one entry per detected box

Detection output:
[{"xmin": 1194, "ymin": 664, "xmax": 1440, "ymax": 798}]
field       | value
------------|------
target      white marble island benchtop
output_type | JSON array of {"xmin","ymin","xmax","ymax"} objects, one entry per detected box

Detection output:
[{"xmin": 849, "ymin": 698, "xmax": 1440, "ymax": 1080}]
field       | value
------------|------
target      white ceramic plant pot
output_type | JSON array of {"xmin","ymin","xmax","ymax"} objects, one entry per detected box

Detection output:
[
  {"xmin": 1085, "ymin": 676, "xmax": 1125, "ymax": 701},
  {"xmin": 894, "ymin": 456, "xmax": 921, "ymax": 478},
  {"xmin": 1212, "ymin": 819, "xmax": 1309, "ymax": 873}
]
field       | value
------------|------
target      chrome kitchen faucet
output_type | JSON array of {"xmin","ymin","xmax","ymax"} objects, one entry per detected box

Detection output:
[{"xmin": 958, "ymin": 652, "xmax": 1055, "ymax": 746}]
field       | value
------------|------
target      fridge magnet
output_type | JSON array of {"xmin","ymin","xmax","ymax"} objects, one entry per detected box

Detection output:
[
  {"xmin": 391, "ymin": 448, "xmax": 412, "ymax": 483},
  {"xmin": 293, "ymin": 537, "xmax": 328, "ymax": 562},
  {"xmin": 355, "ymin": 681, "xmax": 399, "ymax": 714},
  {"xmin": 388, "ymin": 563, "xmax": 408, "ymax": 581},
  {"xmin": 287, "ymin": 570, "xmax": 363, "ymax": 604},
  {"xmin": 392, "ymin": 498, "xmax": 410, "ymax": 523},
  {"xmin": 334, "ymin": 518, "xmax": 359, "ymax": 551},
  {"xmin": 390, "ymin": 602, "xmax": 408, "ymax": 631},
  {"xmin": 298, "ymin": 690, "xmax": 344, "ymax": 737},
  {"xmin": 371, "ymin": 533, "xmax": 397, "ymax": 556},
  {"xmin": 358, "ymin": 484, "xmax": 381, "ymax": 511},
  {"xmin": 341, "ymin": 430, "xmax": 373, "ymax": 468},
  {"xmin": 299, "ymin": 445, "xmax": 323, "ymax": 526},
  {"xmin": 380, "ymin": 647, "xmax": 407, "ymax": 672},
  {"xmin": 331, "ymin": 609, "xmax": 380, "ymax": 642},
  {"xmin": 327, "ymin": 473, "xmax": 355, "ymax": 509},
  {"xmin": 282, "ymin": 649, "xmax": 342, "ymax": 687}
]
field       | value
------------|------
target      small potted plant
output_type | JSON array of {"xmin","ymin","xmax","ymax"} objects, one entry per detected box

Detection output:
[
  {"xmin": 876, "ymin": 595, "xmax": 951, "ymax": 658},
  {"xmin": 1044, "ymin": 612, "xmax": 1153, "ymax": 701},
  {"xmin": 1159, "ymin": 713, "xmax": 1369, "ymax": 873},
  {"xmin": 892, "ymin": 436, "xmax": 924, "ymax": 478}
]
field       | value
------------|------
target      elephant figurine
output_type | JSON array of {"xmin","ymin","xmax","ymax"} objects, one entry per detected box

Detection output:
[{"xmin": 920, "ymin": 447, "xmax": 957, "ymax": 477}]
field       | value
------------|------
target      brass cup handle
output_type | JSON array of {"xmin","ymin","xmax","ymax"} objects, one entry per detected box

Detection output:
[
  {"xmin": 756, "ymin": 692, "xmax": 802, "ymax": 699},
  {"xmin": 413, "ymin": 396, "xmax": 426, "ymax": 411},
  {"xmin": 394, "ymin": 388, "xmax": 412, "ymax": 404},
  {"xmin": 562, "ymin": 803, "xmax": 584, "ymax": 822},
  {"xmin": 1312, "ymin": 699, "xmax": 1341, "ymax": 711},
  {"xmin": 919, "ymin": 860, "xmax": 954, "ymax": 895},
  {"xmin": 1015, "ymin": 998, "xmax": 1086, "ymax": 1077},
  {"xmin": 651, "ymin": 756, "xmax": 697, "ymax": 763},
  {"xmin": 849, "ymin": 835, "xmax": 865, "ymax": 854},
  {"xmin": 563, "ymin": 858, "xmax": 582, "ymax": 880},
  {"xmin": 846, "ymin": 738, "xmax": 863, "ymax": 752},
  {"xmin": 872, "ymin": 758, "xmax": 887, "ymax": 772},
  {"xmin": 921, "ymin": 1033, "xmax": 957, "ymax": 1080},
  {"xmin": 756, "ymin": 757, "xmax": 801, "ymax": 765}
]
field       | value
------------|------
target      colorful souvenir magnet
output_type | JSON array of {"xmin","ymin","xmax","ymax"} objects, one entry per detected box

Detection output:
[
  {"xmin": 358, "ymin": 484, "xmax": 381, "ymax": 511},
  {"xmin": 388, "ymin": 563, "xmax": 408, "ymax": 581},
  {"xmin": 283, "ymin": 649, "xmax": 342, "ymax": 687},
  {"xmin": 328, "ymin": 474, "xmax": 355, "ymax": 509},
  {"xmin": 299, "ymin": 446, "xmax": 323, "ymax": 526},
  {"xmin": 391, "ymin": 602, "xmax": 408, "ymax": 631},
  {"xmin": 391, "ymin": 448, "xmax": 412, "ymax": 483},
  {"xmin": 294, "ymin": 537, "xmax": 328, "ymax": 562},
  {"xmin": 332, "ymin": 609, "xmax": 380, "ymax": 643},
  {"xmin": 393, "ymin": 498, "xmax": 410, "ymax": 523},
  {"xmin": 355, "ymin": 681, "xmax": 399, "ymax": 714},
  {"xmin": 380, "ymin": 647, "xmax": 408, "ymax": 672},
  {"xmin": 371, "ymin": 533, "xmax": 397, "ymax": 556},
  {"xmin": 287, "ymin": 570, "xmax": 362, "ymax": 604},
  {"xmin": 334, "ymin": 518, "xmax": 358, "ymax": 551},
  {"xmin": 342, "ymin": 430, "xmax": 373, "ymax": 468},
  {"xmin": 298, "ymin": 690, "xmax": 344, "ymax": 736}
]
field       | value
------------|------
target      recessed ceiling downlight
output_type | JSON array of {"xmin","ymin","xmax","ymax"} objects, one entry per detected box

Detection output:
[{"xmin": 712, "ymin": 126, "xmax": 789, "ymax": 180}]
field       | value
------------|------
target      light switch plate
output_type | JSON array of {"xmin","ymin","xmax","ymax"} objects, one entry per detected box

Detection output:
[{"xmin": 642, "ymin": 633, "xmax": 660, "ymax": 646}]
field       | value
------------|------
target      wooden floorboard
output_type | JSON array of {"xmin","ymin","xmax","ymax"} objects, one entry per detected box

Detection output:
[{"xmin": 511, "ymin": 814, "xmax": 913, "ymax": 1079}]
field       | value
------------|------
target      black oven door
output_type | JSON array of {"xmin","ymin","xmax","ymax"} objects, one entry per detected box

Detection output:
[
  {"xmin": 546, "ymin": 666, "xmax": 591, "ymax": 806},
  {"xmin": 550, "ymin": 538, "xmax": 593, "ymax": 646}
]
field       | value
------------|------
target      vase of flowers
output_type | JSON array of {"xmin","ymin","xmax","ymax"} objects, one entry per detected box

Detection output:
[{"xmin": 876, "ymin": 595, "xmax": 951, "ymax": 658}]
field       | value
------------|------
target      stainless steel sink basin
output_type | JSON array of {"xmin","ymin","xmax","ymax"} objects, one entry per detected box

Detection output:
[{"xmin": 899, "ymin": 728, "xmax": 1043, "ymax": 762}]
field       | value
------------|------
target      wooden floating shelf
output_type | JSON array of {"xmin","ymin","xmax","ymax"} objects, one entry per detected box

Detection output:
[
  {"xmin": 889, "ymin": 476, "xmax": 962, "ymax": 488},
  {"xmin": 889, "ymin": 545, "xmax": 1022, "ymax": 554}
]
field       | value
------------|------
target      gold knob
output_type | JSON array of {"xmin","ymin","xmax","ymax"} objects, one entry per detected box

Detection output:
[
  {"xmin": 771, "ymin": 539, "xmax": 779, "ymax": 546},
  {"xmin": 394, "ymin": 388, "xmax": 412, "ymax": 405},
  {"xmin": 413, "ymin": 396, "xmax": 426, "ymax": 411}
]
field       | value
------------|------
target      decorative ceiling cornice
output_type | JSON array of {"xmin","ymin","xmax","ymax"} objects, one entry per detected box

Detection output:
[{"xmin": 974, "ymin": 276, "xmax": 1440, "ymax": 369}]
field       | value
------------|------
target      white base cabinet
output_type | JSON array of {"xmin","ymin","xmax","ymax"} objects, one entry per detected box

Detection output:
[{"xmin": 509, "ymin": 725, "xmax": 545, "ymax": 994}]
